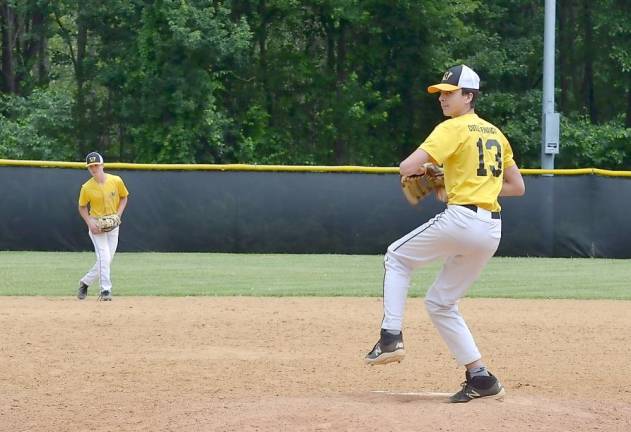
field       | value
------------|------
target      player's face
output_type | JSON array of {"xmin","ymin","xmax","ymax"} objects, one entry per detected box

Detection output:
[
  {"xmin": 87, "ymin": 164, "xmax": 104, "ymax": 177},
  {"xmin": 438, "ymin": 90, "xmax": 472, "ymax": 117}
]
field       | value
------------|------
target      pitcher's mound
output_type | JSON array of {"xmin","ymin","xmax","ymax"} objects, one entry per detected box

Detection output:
[{"xmin": 209, "ymin": 392, "xmax": 631, "ymax": 432}]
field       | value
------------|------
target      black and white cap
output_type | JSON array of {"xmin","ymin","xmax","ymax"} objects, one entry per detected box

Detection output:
[
  {"xmin": 85, "ymin": 151, "xmax": 104, "ymax": 166},
  {"xmin": 427, "ymin": 65, "xmax": 480, "ymax": 94}
]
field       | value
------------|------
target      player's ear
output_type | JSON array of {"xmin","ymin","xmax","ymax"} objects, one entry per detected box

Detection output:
[{"xmin": 461, "ymin": 88, "xmax": 478, "ymax": 108}]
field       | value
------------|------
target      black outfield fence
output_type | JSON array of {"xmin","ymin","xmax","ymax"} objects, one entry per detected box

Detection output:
[{"xmin": 1, "ymin": 162, "xmax": 630, "ymax": 258}]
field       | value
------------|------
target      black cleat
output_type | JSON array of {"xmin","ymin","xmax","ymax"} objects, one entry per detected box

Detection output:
[
  {"xmin": 449, "ymin": 371, "xmax": 506, "ymax": 403},
  {"xmin": 364, "ymin": 329, "xmax": 405, "ymax": 366},
  {"xmin": 98, "ymin": 290, "xmax": 112, "ymax": 301},
  {"xmin": 77, "ymin": 282, "xmax": 88, "ymax": 300}
]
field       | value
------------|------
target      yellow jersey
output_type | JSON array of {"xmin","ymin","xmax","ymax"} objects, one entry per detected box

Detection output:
[
  {"xmin": 420, "ymin": 113, "xmax": 515, "ymax": 212},
  {"xmin": 78, "ymin": 174, "xmax": 129, "ymax": 217}
]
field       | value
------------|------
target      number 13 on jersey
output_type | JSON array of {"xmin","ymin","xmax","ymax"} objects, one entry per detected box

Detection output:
[{"xmin": 476, "ymin": 138, "xmax": 502, "ymax": 177}]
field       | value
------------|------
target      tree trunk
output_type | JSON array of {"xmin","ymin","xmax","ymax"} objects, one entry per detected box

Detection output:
[
  {"xmin": 582, "ymin": 1, "xmax": 597, "ymax": 122},
  {"xmin": 75, "ymin": 14, "xmax": 89, "ymax": 156},
  {"xmin": 333, "ymin": 21, "xmax": 347, "ymax": 165},
  {"xmin": 13, "ymin": 7, "xmax": 49, "ymax": 93},
  {"xmin": 558, "ymin": 0, "xmax": 569, "ymax": 112},
  {"xmin": 30, "ymin": 9, "xmax": 49, "ymax": 87},
  {"xmin": 626, "ymin": 73, "xmax": 631, "ymax": 128},
  {"xmin": 319, "ymin": 10, "xmax": 346, "ymax": 163},
  {"xmin": 257, "ymin": 0, "xmax": 273, "ymax": 127},
  {"xmin": 37, "ymin": 27, "xmax": 49, "ymax": 86},
  {"xmin": 1, "ymin": 1, "xmax": 17, "ymax": 93}
]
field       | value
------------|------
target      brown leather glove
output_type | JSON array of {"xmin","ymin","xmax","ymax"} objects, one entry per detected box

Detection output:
[
  {"xmin": 400, "ymin": 164, "xmax": 445, "ymax": 206},
  {"xmin": 96, "ymin": 214, "xmax": 121, "ymax": 232}
]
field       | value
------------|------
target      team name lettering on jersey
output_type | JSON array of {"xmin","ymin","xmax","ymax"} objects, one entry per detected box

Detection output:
[{"xmin": 467, "ymin": 124, "xmax": 497, "ymax": 134}]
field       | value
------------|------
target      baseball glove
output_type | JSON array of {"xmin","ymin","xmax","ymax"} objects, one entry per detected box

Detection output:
[
  {"xmin": 96, "ymin": 214, "xmax": 121, "ymax": 232},
  {"xmin": 400, "ymin": 163, "xmax": 445, "ymax": 206}
]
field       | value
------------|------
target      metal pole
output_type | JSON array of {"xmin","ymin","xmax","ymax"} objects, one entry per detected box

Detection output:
[
  {"xmin": 541, "ymin": 0, "xmax": 559, "ymax": 169},
  {"xmin": 540, "ymin": 0, "xmax": 559, "ymax": 256}
]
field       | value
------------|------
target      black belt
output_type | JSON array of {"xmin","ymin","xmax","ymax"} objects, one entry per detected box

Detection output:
[{"xmin": 460, "ymin": 204, "xmax": 501, "ymax": 220}]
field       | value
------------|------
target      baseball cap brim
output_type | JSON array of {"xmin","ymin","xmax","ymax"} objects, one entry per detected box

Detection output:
[
  {"xmin": 427, "ymin": 83, "xmax": 460, "ymax": 94},
  {"xmin": 86, "ymin": 161, "xmax": 103, "ymax": 167}
]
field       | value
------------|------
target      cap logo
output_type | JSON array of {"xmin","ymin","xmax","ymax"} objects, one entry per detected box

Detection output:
[
  {"xmin": 442, "ymin": 71, "xmax": 453, "ymax": 81},
  {"xmin": 89, "ymin": 157, "xmax": 96, "ymax": 163}
]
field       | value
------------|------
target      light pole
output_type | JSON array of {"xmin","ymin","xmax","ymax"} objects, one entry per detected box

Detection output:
[{"xmin": 541, "ymin": 0, "xmax": 560, "ymax": 169}]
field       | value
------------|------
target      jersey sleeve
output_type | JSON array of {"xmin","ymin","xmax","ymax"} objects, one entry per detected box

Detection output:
[
  {"xmin": 116, "ymin": 176, "xmax": 130, "ymax": 198},
  {"xmin": 501, "ymin": 133, "xmax": 516, "ymax": 169},
  {"xmin": 78, "ymin": 185, "xmax": 89, "ymax": 206},
  {"xmin": 419, "ymin": 121, "xmax": 460, "ymax": 165}
]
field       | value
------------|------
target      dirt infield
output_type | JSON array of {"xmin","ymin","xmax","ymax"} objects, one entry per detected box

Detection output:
[{"xmin": 1, "ymin": 297, "xmax": 630, "ymax": 431}]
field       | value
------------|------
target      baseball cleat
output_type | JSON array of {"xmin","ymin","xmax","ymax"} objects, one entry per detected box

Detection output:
[
  {"xmin": 77, "ymin": 282, "xmax": 88, "ymax": 300},
  {"xmin": 449, "ymin": 371, "xmax": 506, "ymax": 403},
  {"xmin": 364, "ymin": 329, "xmax": 405, "ymax": 366},
  {"xmin": 98, "ymin": 290, "xmax": 112, "ymax": 301}
]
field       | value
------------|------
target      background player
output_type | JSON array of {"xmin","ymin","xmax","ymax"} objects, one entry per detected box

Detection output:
[
  {"xmin": 365, "ymin": 65, "xmax": 525, "ymax": 402},
  {"xmin": 77, "ymin": 152, "xmax": 129, "ymax": 301}
]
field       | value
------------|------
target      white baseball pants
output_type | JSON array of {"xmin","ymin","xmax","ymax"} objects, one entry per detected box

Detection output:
[
  {"xmin": 81, "ymin": 227, "xmax": 120, "ymax": 292},
  {"xmin": 381, "ymin": 205, "xmax": 501, "ymax": 366}
]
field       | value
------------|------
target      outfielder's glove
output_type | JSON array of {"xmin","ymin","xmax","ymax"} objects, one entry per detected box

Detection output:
[
  {"xmin": 96, "ymin": 214, "xmax": 121, "ymax": 232},
  {"xmin": 400, "ymin": 163, "xmax": 445, "ymax": 206}
]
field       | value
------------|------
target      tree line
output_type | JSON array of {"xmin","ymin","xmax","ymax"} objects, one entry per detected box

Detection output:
[{"xmin": 0, "ymin": 0, "xmax": 629, "ymax": 168}]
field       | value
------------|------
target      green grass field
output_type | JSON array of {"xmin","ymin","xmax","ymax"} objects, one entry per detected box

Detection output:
[{"xmin": 0, "ymin": 252, "xmax": 629, "ymax": 299}]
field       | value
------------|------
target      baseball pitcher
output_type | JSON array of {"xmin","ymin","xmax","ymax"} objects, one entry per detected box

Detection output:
[
  {"xmin": 365, "ymin": 65, "xmax": 525, "ymax": 403},
  {"xmin": 77, "ymin": 152, "xmax": 129, "ymax": 301}
]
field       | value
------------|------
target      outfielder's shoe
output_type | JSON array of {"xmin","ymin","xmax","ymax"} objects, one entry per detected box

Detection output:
[
  {"xmin": 98, "ymin": 290, "xmax": 112, "ymax": 301},
  {"xmin": 364, "ymin": 329, "xmax": 405, "ymax": 366},
  {"xmin": 449, "ymin": 371, "xmax": 506, "ymax": 403},
  {"xmin": 77, "ymin": 282, "xmax": 88, "ymax": 300}
]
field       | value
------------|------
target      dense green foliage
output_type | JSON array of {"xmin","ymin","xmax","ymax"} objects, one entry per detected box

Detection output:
[
  {"xmin": 1, "ymin": 252, "xmax": 630, "ymax": 299},
  {"xmin": 0, "ymin": 0, "xmax": 629, "ymax": 168}
]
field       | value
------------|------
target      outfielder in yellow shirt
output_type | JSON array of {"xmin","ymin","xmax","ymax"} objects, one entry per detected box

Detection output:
[
  {"xmin": 365, "ymin": 65, "xmax": 525, "ymax": 403},
  {"xmin": 78, "ymin": 172, "xmax": 129, "ymax": 217},
  {"xmin": 77, "ymin": 151, "xmax": 129, "ymax": 301}
]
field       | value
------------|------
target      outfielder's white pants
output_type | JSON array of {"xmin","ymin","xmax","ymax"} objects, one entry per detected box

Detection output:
[
  {"xmin": 81, "ymin": 227, "xmax": 119, "ymax": 292},
  {"xmin": 381, "ymin": 205, "xmax": 501, "ymax": 366}
]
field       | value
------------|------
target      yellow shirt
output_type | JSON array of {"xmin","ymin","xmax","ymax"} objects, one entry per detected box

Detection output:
[
  {"xmin": 78, "ymin": 174, "xmax": 129, "ymax": 217},
  {"xmin": 420, "ymin": 113, "xmax": 515, "ymax": 212}
]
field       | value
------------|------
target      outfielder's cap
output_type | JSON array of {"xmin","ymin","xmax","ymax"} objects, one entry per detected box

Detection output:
[
  {"xmin": 85, "ymin": 152, "xmax": 104, "ymax": 166},
  {"xmin": 427, "ymin": 64, "xmax": 480, "ymax": 94}
]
